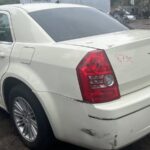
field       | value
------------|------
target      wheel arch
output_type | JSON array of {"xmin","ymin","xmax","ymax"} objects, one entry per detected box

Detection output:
[
  {"xmin": 2, "ymin": 76, "xmax": 53, "ymax": 124},
  {"xmin": 1, "ymin": 75, "xmax": 60, "ymax": 138},
  {"xmin": 3, "ymin": 77, "xmax": 33, "ymax": 110}
]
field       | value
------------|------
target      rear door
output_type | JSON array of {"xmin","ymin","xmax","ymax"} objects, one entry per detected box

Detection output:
[{"xmin": 0, "ymin": 11, "xmax": 14, "ymax": 105}]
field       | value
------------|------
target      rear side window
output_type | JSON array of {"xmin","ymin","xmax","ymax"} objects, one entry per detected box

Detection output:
[
  {"xmin": 0, "ymin": 13, "xmax": 13, "ymax": 42},
  {"xmin": 30, "ymin": 7, "xmax": 128, "ymax": 42}
]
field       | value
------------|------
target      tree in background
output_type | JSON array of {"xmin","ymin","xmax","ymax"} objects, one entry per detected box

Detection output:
[{"xmin": 0, "ymin": 0, "xmax": 20, "ymax": 5}]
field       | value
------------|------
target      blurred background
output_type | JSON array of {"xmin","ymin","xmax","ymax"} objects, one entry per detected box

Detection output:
[
  {"xmin": 1, "ymin": 0, "xmax": 150, "ymax": 29},
  {"xmin": 111, "ymin": 0, "xmax": 150, "ymax": 29}
]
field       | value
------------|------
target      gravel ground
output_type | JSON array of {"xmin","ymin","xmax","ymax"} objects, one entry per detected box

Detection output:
[{"xmin": 1, "ymin": 19, "xmax": 150, "ymax": 150}]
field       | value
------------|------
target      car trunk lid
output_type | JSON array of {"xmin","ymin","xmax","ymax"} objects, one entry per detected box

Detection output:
[{"xmin": 63, "ymin": 30, "xmax": 150, "ymax": 96}]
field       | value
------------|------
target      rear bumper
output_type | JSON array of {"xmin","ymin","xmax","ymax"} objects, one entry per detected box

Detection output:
[
  {"xmin": 87, "ymin": 106, "xmax": 150, "ymax": 150},
  {"xmin": 35, "ymin": 86, "xmax": 150, "ymax": 150},
  {"xmin": 87, "ymin": 85, "xmax": 150, "ymax": 120}
]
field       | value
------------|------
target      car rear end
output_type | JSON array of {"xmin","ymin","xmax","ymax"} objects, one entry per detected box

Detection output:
[
  {"xmin": 30, "ymin": 31, "xmax": 150, "ymax": 150},
  {"xmin": 61, "ymin": 29, "xmax": 150, "ymax": 150},
  {"xmin": 23, "ymin": 4, "xmax": 150, "ymax": 150}
]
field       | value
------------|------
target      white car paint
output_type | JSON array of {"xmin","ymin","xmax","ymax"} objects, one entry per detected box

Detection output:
[
  {"xmin": 0, "ymin": 3, "xmax": 150, "ymax": 150},
  {"xmin": 64, "ymin": 29, "xmax": 150, "ymax": 96}
]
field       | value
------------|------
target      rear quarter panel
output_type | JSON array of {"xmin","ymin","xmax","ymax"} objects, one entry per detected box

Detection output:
[
  {"xmin": 5, "ymin": 42, "xmax": 93, "ymax": 101},
  {"xmin": 30, "ymin": 43, "xmax": 93, "ymax": 100}
]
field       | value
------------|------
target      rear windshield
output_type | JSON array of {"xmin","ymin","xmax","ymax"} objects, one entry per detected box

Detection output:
[{"xmin": 29, "ymin": 7, "xmax": 128, "ymax": 42}]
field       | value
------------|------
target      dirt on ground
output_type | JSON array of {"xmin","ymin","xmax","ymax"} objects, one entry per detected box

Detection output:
[{"xmin": 1, "ymin": 19, "xmax": 150, "ymax": 150}]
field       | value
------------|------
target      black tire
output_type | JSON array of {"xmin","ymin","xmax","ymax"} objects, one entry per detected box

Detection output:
[{"xmin": 8, "ymin": 84, "xmax": 55, "ymax": 150}]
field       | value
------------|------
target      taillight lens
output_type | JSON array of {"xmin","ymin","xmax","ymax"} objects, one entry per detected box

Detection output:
[{"xmin": 76, "ymin": 50, "xmax": 120, "ymax": 103}]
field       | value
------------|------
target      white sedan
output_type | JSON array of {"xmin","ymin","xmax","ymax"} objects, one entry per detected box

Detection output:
[{"xmin": 0, "ymin": 3, "xmax": 150, "ymax": 150}]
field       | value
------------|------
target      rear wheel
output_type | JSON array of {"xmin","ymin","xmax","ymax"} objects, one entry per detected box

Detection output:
[{"xmin": 8, "ymin": 84, "xmax": 55, "ymax": 149}]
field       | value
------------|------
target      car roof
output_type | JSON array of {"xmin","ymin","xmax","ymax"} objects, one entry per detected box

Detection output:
[{"xmin": 0, "ymin": 3, "xmax": 87, "ymax": 12}]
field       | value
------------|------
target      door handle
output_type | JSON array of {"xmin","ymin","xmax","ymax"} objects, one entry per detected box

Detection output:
[{"xmin": 0, "ymin": 51, "xmax": 6, "ymax": 58}]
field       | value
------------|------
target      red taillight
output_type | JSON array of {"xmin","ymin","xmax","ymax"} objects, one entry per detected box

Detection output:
[{"xmin": 76, "ymin": 50, "xmax": 120, "ymax": 103}]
